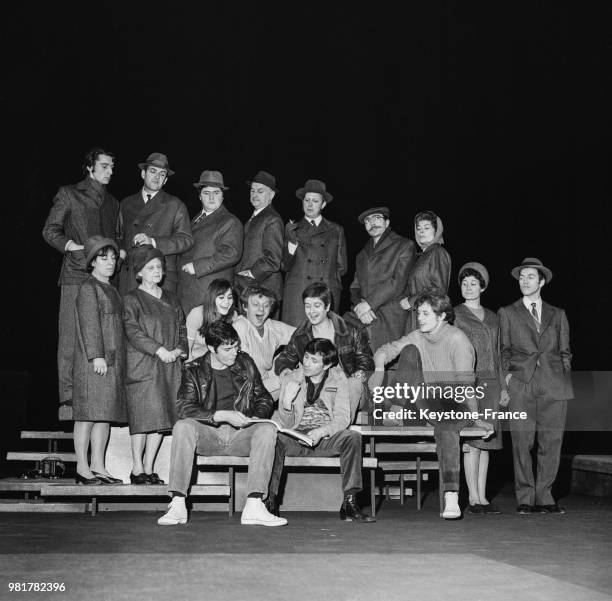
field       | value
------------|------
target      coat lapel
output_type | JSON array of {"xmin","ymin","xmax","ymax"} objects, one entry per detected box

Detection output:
[
  {"xmin": 539, "ymin": 302, "xmax": 554, "ymax": 334},
  {"xmin": 513, "ymin": 299, "xmax": 539, "ymax": 335},
  {"xmin": 136, "ymin": 190, "xmax": 166, "ymax": 222}
]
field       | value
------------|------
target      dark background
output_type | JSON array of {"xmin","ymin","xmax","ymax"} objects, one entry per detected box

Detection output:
[{"xmin": 3, "ymin": 2, "xmax": 611, "ymax": 430}]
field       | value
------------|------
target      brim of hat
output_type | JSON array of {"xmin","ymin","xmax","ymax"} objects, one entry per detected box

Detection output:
[
  {"xmin": 193, "ymin": 182, "xmax": 229, "ymax": 190},
  {"xmin": 358, "ymin": 209, "xmax": 389, "ymax": 224},
  {"xmin": 138, "ymin": 162, "xmax": 175, "ymax": 176},
  {"xmin": 246, "ymin": 180, "xmax": 278, "ymax": 193},
  {"xmin": 86, "ymin": 240, "xmax": 119, "ymax": 266},
  {"xmin": 295, "ymin": 188, "xmax": 333, "ymax": 203},
  {"xmin": 511, "ymin": 265, "xmax": 553, "ymax": 282}
]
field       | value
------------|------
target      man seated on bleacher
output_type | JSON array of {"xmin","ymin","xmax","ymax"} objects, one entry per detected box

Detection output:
[
  {"xmin": 268, "ymin": 338, "xmax": 375, "ymax": 523},
  {"xmin": 275, "ymin": 282, "xmax": 374, "ymax": 420},
  {"xmin": 369, "ymin": 291, "xmax": 493, "ymax": 520},
  {"xmin": 158, "ymin": 321, "xmax": 286, "ymax": 527},
  {"xmin": 232, "ymin": 285, "xmax": 296, "ymax": 399}
]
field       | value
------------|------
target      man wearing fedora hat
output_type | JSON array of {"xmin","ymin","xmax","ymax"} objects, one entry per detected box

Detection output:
[
  {"xmin": 498, "ymin": 258, "xmax": 573, "ymax": 514},
  {"xmin": 178, "ymin": 170, "xmax": 243, "ymax": 316},
  {"xmin": 234, "ymin": 171, "xmax": 284, "ymax": 311},
  {"xmin": 43, "ymin": 147, "xmax": 121, "ymax": 420},
  {"xmin": 281, "ymin": 179, "xmax": 347, "ymax": 327},
  {"xmin": 118, "ymin": 153, "xmax": 193, "ymax": 295},
  {"xmin": 347, "ymin": 207, "xmax": 416, "ymax": 353}
]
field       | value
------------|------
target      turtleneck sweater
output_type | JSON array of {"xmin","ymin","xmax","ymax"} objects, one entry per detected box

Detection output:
[{"xmin": 375, "ymin": 322, "xmax": 475, "ymax": 384}]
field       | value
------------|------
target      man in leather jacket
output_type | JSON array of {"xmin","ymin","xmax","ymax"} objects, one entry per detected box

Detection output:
[
  {"xmin": 275, "ymin": 283, "xmax": 374, "ymax": 418},
  {"xmin": 158, "ymin": 321, "xmax": 286, "ymax": 527}
]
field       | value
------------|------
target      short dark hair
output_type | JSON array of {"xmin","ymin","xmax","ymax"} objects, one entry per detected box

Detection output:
[
  {"xmin": 301, "ymin": 282, "xmax": 333, "ymax": 308},
  {"xmin": 83, "ymin": 147, "xmax": 115, "ymax": 175},
  {"xmin": 303, "ymin": 338, "xmax": 339, "ymax": 367},
  {"xmin": 204, "ymin": 321, "xmax": 240, "ymax": 352},
  {"xmin": 239, "ymin": 285, "xmax": 278, "ymax": 316},
  {"xmin": 414, "ymin": 290, "xmax": 455, "ymax": 325},
  {"xmin": 87, "ymin": 245, "xmax": 117, "ymax": 273},
  {"xmin": 458, "ymin": 267, "xmax": 486, "ymax": 289},
  {"xmin": 414, "ymin": 210, "xmax": 438, "ymax": 232}
]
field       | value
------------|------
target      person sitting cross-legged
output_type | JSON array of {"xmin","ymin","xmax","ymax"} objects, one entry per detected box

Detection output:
[
  {"xmin": 268, "ymin": 338, "xmax": 375, "ymax": 523},
  {"xmin": 158, "ymin": 320, "xmax": 286, "ymax": 526}
]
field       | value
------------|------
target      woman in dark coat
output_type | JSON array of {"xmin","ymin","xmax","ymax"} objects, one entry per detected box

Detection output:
[
  {"xmin": 400, "ymin": 210, "xmax": 451, "ymax": 333},
  {"xmin": 72, "ymin": 236, "xmax": 126, "ymax": 485},
  {"xmin": 185, "ymin": 278, "xmax": 237, "ymax": 362},
  {"xmin": 454, "ymin": 262, "xmax": 509, "ymax": 514},
  {"xmin": 123, "ymin": 245, "xmax": 188, "ymax": 484}
]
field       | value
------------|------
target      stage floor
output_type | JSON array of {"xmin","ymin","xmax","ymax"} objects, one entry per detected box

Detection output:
[{"xmin": 1, "ymin": 485, "xmax": 611, "ymax": 601}]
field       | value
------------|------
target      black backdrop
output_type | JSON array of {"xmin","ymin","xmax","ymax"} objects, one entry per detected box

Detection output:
[{"xmin": 4, "ymin": 2, "xmax": 611, "ymax": 427}]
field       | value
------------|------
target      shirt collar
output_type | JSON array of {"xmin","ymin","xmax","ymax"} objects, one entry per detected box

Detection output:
[
  {"xmin": 522, "ymin": 297, "xmax": 542, "ymax": 313},
  {"xmin": 142, "ymin": 189, "xmax": 160, "ymax": 203}
]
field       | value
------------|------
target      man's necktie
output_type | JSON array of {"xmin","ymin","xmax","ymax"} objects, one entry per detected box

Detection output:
[
  {"xmin": 146, "ymin": 194, "xmax": 151, "ymax": 204},
  {"xmin": 531, "ymin": 303, "xmax": 541, "ymax": 332},
  {"xmin": 309, "ymin": 219, "xmax": 316, "ymax": 228},
  {"xmin": 194, "ymin": 211, "xmax": 206, "ymax": 224}
]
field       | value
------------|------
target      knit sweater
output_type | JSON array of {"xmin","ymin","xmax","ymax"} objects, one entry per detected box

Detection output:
[{"xmin": 375, "ymin": 322, "xmax": 475, "ymax": 385}]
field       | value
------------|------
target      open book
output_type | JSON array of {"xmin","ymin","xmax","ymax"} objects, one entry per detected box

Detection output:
[{"xmin": 245, "ymin": 418, "xmax": 315, "ymax": 447}]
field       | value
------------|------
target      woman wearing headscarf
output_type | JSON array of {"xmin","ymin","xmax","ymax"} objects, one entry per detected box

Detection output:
[
  {"xmin": 72, "ymin": 236, "xmax": 127, "ymax": 485},
  {"xmin": 454, "ymin": 262, "xmax": 509, "ymax": 514},
  {"xmin": 123, "ymin": 245, "xmax": 188, "ymax": 484},
  {"xmin": 400, "ymin": 210, "xmax": 451, "ymax": 334}
]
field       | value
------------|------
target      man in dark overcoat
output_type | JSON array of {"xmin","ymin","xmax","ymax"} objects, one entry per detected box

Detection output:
[
  {"xmin": 118, "ymin": 153, "xmax": 192, "ymax": 294},
  {"xmin": 281, "ymin": 179, "xmax": 347, "ymax": 327},
  {"xmin": 498, "ymin": 257, "xmax": 574, "ymax": 515},
  {"xmin": 177, "ymin": 170, "xmax": 243, "ymax": 317},
  {"xmin": 234, "ymin": 170, "xmax": 284, "ymax": 309},
  {"xmin": 347, "ymin": 207, "xmax": 416, "ymax": 354},
  {"xmin": 42, "ymin": 148, "xmax": 121, "ymax": 419}
]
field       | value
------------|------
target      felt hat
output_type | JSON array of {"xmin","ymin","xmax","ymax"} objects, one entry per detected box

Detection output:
[
  {"xmin": 511, "ymin": 257, "xmax": 553, "ymax": 282},
  {"xmin": 84, "ymin": 235, "xmax": 118, "ymax": 266},
  {"xmin": 138, "ymin": 152, "xmax": 174, "ymax": 176},
  {"xmin": 358, "ymin": 206, "xmax": 390, "ymax": 224},
  {"xmin": 131, "ymin": 244, "xmax": 164, "ymax": 275},
  {"xmin": 193, "ymin": 170, "xmax": 228, "ymax": 190},
  {"xmin": 295, "ymin": 179, "xmax": 333, "ymax": 203},
  {"xmin": 458, "ymin": 262, "xmax": 490, "ymax": 289},
  {"xmin": 246, "ymin": 170, "xmax": 278, "ymax": 193}
]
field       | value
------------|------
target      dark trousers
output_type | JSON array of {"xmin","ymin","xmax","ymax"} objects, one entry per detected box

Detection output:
[
  {"xmin": 268, "ymin": 429, "xmax": 363, "ymax": 498},
  {"xmin": 508, "ymin": 376, "xmax": 567, "ymax": 506},
  {"xmin": 58, "ymin": 284, "xmax": 79, "ymax": 414}
]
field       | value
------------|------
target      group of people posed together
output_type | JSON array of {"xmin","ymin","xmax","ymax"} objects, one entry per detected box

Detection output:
[{"xmin": 42, "ymin": 147, "xmax": 574, "ymax": 527}]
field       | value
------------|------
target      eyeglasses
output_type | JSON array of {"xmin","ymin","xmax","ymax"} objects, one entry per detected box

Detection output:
[{"xmin": 364, "ymin": 215, "xmax": 385, "ymax": 225}]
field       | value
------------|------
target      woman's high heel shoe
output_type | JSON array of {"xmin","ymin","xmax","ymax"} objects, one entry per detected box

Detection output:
[
  {"xmin": 75, "ymin": 472, "xmax": 102, "ymax": 485},
  {"xmin": 92, "ymin": 472, "xmax": 123, "ymax": 485}
]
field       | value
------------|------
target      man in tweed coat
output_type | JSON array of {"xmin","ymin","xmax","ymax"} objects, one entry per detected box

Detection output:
[{"xmin": 118, "ymin": 153, "xmax": 192, "ymax": 294}]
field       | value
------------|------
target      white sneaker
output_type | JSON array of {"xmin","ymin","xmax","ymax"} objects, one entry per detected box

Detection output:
[
  {"xmin": 157, "ymin": 497, "xmax": 188, "ymax": 525},
  {"xmin": 443, "ymin": 491, "xmax": 461, "ymax": 519},
  {"xmin": 241, "ymin": 497, "xmax": 288, "ymax": 526}
]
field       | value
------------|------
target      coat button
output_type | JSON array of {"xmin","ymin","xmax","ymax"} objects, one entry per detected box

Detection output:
[{"xmin": 321, "ymin": 244, "xmax": 325, "ymax": 247}]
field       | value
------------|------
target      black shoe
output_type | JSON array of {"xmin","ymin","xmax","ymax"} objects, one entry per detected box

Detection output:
[
  {"xmin": 535, "ymin": 504, "xmax": 566, "ymax": 514},
  {"xmin": 468, "ymin": 504, "xmax": 485, "ymax": 514},
  {"xmin": 130, "ymin": 472, "xmax": 151, "ymax": 485},
  {"xmin": 146, "ymin": 473, "xmax": 165, "ymax": 485},
  {"xmin": 516, "ymin": 504, "xmax": 534, "ymax": 514},
  {"xmin": 264, "ymin": 496, "xmax": 279, "ymax": 516},
  {"xmin": 75, "ymin": 472, "xmax": 103, "ymax": 485},
  {"xmin": 92, "ymin": 471, "xmax": 123, "ymax": 485},
  {"xmin": 340, "ymin": 495, "xmax": 376, "ymax": 523},
  {"xmin": 481, "ymin": 503, "xmax": 502, "ymax": 514}
]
